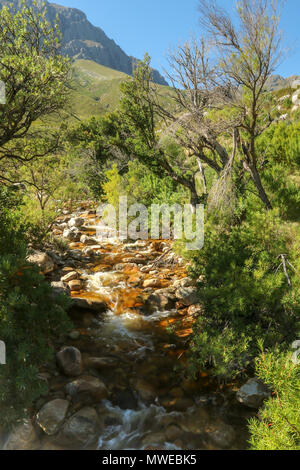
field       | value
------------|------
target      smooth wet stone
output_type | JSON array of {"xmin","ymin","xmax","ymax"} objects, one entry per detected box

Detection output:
[
  {"xmin": 236, "ymin": 378, "xmax": 271, "ymax": 409},
  {"xmin": 56, "ymin": 346, "xmax": 83, "ymax": 377},
  {"xmin": 36, "ymin": 399, "xmax": 69, "ymax": 436},
  {"xmin": 71, "ymin": 297, "xmax": 107, "ymax": 312},
  {"xmin": 205, "ymin": 421, "xmax": 236, "ymax": 449},
  {"xmin": 57, "ymin": 407, "xmax": 99, "ymax": 448},
  {"xmin": 134, "ymin": 379, "xmax": 157, "ymax": 402},
  {"xmin": 85, "ymin": 357, "xmax": 119, "ymax": 369},
  {"xmin": 61, "ymin": 271, "xmax": 78, "ymax": 283},
  {"xmin": 68, "ymin": 279, "xmax": 82, "ymax": 291},
  {"xmin": 3, "ymin": 420, "xmax": 39, "ymax": 450},
  {"xmin": 65, "ymin": 376, "xmax": 108, "ymax": 400}
]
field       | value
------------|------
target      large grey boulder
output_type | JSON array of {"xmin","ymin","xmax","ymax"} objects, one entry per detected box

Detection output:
[
  {"xmin": 27, "ymin": 250, "xmax": 55, "ymax": 274},
  {"xmin": 237, "ymin": 378, "xmax": 271, "ymax": 409},
  {"xmin": 3, "ymin": 420, "xmax": 39, "ymax": 450},
  {"xmin": 175, "ymin": 286, "xmax": 199, "ymax": 306},
  {"xmin": 56, "ymin": 346, "xmax": 83, "ymax": 377},
  {"xmin": 36, "ymin": 399, "xmax": 69, "ymax": 436},
  {"xmin": 66, "ymin": 376, "xmax": 108, "ymax": 400},
  {"xmin": 58, "ymin": 407, "xmax": 99, "ymax": 448}
]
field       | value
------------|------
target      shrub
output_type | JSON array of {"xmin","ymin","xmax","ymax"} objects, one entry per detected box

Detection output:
[
  {"xmin": 249, "ymin": 349, "xmax": 300, "ymax": 450},
  {"xmin": 0, "ymin": 187, "xmax": 72, "ymax": 429}
]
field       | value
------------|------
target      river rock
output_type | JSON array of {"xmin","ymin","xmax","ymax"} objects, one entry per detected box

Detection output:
[
  {"xmin": 61, "ymin": 271, "xmax": 78, "ymax": 283},
  {"xmin": 68, "ymin": 279, "xmax": 82, "ymax": 292},
  {"xmin": 63, "ymin": 227, "xmax": 81, "ymax": 242},
  {"xmin": 143, "ymin": 278, "xmax": 162, "ymax": 288},
  {"xmin": 187, "ymin": 303, "xmax": 202, "ymax": 316},
  {"xmin": 51, "ymin": 281, "xmax": 70, "ymax": 298},
  {"xmin": 56, "ymin": 347, "xmax": 83, "ymax": 377},
  {"xmin": 3, "ymin": 420, "xmax": 39, "ymax": 450},
  {"xmin": 145, "ymin": 291, "xmax": 176, "ymax": 312},
  {"xmin": 68, "ymin": 217, "xmax": 84, "ymax": 228},
  {"xmin": 175, "ymin": 287, "xmax": 199, "ymax": 306},
  {"xmin": 65, "ymin": 376, "xmax": 108, "ymax": 400},
  {"xmin": 27, "ymin": 250, "xmax": 55, "ymax": 274},
  {"xmin": 71, "ymin": 297, "xmax": 107, "ymax": 312},
  {"xmin": 85, "ymin": 357, "xmax": 118, "ymax": 369},
  {"xmin": 134, "ymin": 379, "xmax": 157, "ymax": 402},
  {"xmin": 236, "ymin": 378, "xmax": 271, "ymax": 409},
  {"xmin": 58, "ymin": 407, "xmax": 99, "ymax": 448},
  {"xmin": 205, "ymin": 421, "xmax": 236, "ymax": 448},
  {"xmin": 165, "ymin": 424, "xmax": 182, "ymax": 442},
  {"xmin": 36, "ymin": 399, "xmax": 69, "ymax": 436}
]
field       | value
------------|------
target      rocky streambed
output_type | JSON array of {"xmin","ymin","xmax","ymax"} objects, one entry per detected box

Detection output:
[{"xmin": 2, "ymin": 204, "xmax": 270, "ymax": 451}]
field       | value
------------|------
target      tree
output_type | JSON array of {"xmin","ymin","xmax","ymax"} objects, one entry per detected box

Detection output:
[
  {"xmin": 108, "ymin": 55, "xmax": 203, "ymax": 207},
  {"xmin": 0, "ymin": 0, "xmax": 71, "ymax": 178},
  {"xmin": 197, "ymin": 0, "xmax": 283, "ymax": 209}
]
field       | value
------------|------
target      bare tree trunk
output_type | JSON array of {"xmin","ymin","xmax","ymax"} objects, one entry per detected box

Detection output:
[
  {"xmin": 247, "ymin": 163, "xmax": 272, "ymax": 210},
  {"xmin": 196, "ymin": 157, "xmax": 207, "ymax": 194}
]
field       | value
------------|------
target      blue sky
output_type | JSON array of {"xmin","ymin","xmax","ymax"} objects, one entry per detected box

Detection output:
[{"xmin": 54, "ymin": 0, "xmax": 300, "ymax": 78}]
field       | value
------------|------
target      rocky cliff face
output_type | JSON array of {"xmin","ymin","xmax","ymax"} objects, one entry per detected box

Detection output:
[{"xmin": 0, "ymin": 0, "xmax": 168, "ymax": 86}]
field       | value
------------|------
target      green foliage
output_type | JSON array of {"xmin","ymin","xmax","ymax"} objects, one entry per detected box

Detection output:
[
  {"xmin": 188, "ymin": 207, "xmax": 300, "ymax": 380},
  {"xmin": 0, "ymin": 0, "xmax": 71, "ymax": 167},
  {"xmin": 0, "ymin": 187, "xmax": 72, "ymax": 429},
  {"xmin": 249, "ymin": 349, "xmax": 300, "ymax": 450}
]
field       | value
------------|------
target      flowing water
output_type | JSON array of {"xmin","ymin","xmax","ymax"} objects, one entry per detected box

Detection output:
[{"xmin": 66, "ymin": 213, "xmax": 253, "ymax": 450}]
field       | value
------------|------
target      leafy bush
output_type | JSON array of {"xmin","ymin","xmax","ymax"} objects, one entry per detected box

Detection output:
[
  {"xmin": 0, "ymin": 187, "xmax": 72, "ymax": 429},
  {"xmin": 249, "ymin": 349, "xmax": 300, "ymax": 450},
  {"xmin": 188, "ymin": 207, "xmax": 300, "ymax": 380}
]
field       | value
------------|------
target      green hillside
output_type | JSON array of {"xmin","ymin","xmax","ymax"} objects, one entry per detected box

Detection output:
[
  {"xmin": 69, "ymin": 59, "xmax": 127, "ymax": 119},
  {"xmin": 69, "ymin": 59, "xmax": 173, "ymax": 121}
]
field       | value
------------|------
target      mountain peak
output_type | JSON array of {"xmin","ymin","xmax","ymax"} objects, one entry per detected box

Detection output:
[{"xmin": 0, "ymin": 0, "xmax": 168, "ymax": 86}]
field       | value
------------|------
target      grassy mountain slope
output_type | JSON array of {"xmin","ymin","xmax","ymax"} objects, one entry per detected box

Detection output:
[{"xmin": 69, "ymin": 60, "xmax": 128, "ymax": 119}]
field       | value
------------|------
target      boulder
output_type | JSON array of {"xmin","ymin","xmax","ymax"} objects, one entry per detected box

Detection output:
[
  {"xmin": 27, "ymin": 250, "xmax": 55, "ymax": 274},
  {"xmin": 71, "ymin": 297, "xmax": 107, "ymax": 312},
  {"xmin": 61, "ymin": 271, "xmax": 78, "ymax": 283},
  {"xmin": 68, "ymin": 279, "xmax": 82, "ymax": 292},
  {"xmin": 36, "ymin": 399, "xmax": 69, "ymax": 436},
  {"xmin": 65, "ymin": 376, "xmax": 108, "ymax": 400},
  {"xmin": 205, "ymin": 421, "xmax": 236, "ymax": 449},
  {"xmin": 175, "ymin": 287, "xmax": 198, "ymax": 306},
  {"xmin": 3, "ymin": 420, "xmax": 39, "ymax": 450},
  {"xmin": 63, "ymin": 227, "xmax": 81, "ymax": 242},
  {"xmin": 58, "ymin": 407, "xmax": 99, "ymax": 448},
  {"xmin": 145, "ymin": 290, "xmax": 176, "ymax": 312},
  {"xmin": 237, "ymin": 378, "xmax": 271, "ymax": 409},
  {"xmin": 51, "ymin": 281, "xmax": 70, "ymax": 298},
  {"xmin": 187, "ymin": 303, "xmax": 203, "ymax": 316},
  {"xmin": 56, "ymin": 346, "xmax": 83, "ymax": 377},
  {"xmin": 68, "ymin": 217, "xmax": 84, "ymax": 228},
  {"xmin": 143, "ymin": 278, "xmax": 162, "ymax": 288},
  {"xmin": 134, "ymin": 379, "xmax": 157, "ymax": 402}
]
